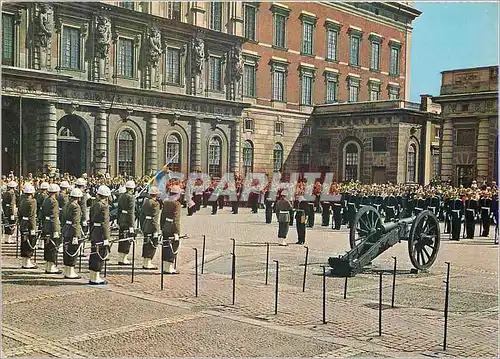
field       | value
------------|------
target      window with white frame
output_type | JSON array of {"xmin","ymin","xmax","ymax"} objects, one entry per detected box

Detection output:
[
  {"xmin": 389, "ymin": 44, "xmax": 400, "ymax": 77},
  {"xmin": 388, "ymin": 85, "xmax": 400, "ymax": 100},
  {"xmin": 242, "ymin": 140, "xmax": 254, "ymax": 176},
  {"xmin": 275, "ymin": 121, "xmax": 284, "ymax": 135},
  {"xmin": 370, "ymin": 37, "xmax": 381, "ymax": 71},
  {"xmin": 244, "ymin": 118, "xmax": 254, "ymax": 132},
  {"xmin": 300, "ymin": 68, "xmax": 314, "ymax": 105},
  {"xmin": 344, "ymin": 142, "xmax": 359, "ymax": 181},
  {"xmin": 2, "ymin": 13, "xmax": 14, "ymax": 66},
  {"xmin": 271, "ymin": 5, "xmax": 289, "ymax": 49},
  {"xmin": 348, "ymin": 77, "xmax": 360, "ymax": 102},
  {"xmin": 210, "ymin": 2, "xmax": 222, "ymax": 31},
  {"xmin": 369, "ymin": 82, "xmax": 381, "ymax": 101},
  {"xmin": 166, "ymin": 133, "xmax": 181, "ymax": 173},
  {"xmin": 326, "ymin": 27, "xmax": 339, "ymax": 61},
  {"xmin": 243, "ymin": 63, "xmax": 256, "ymax": 97},
  {"xmin": 167, "ymin": 2, "xmax": 181, "ymax": 20},
  {"xmin": 325, "ymin": 72, "xmax": 338, "ymax": 104},
  {"xmin": 208, "ymin": 136, "xmax": 222, "ymax": 177},
  {"xmin": 117, "ymin": 37, "xmax": 134, "ymax": 78},
  {"xmin": 244, "ymin": 4, "xmax": 257, "ymax": 41},
  {"xmin": 118, "ymin": 129, "xmax": 135, "ymax": 176},
  {"xmin": 271, "ymin": 62, "xmax": 287, "ymax": 102},
  {"xmin": 348, "ymin": 29, "xmax": 362, "ymax": 67},
  {"xmin": 166, "ymin": 47, "xmax": 181, "ymax": 85},
  {"xmin": 208, "ymin": 56, "xmax": 222, "ymax": 91},
  {"xmin": 301, "ymin": 21, "xmax": 314, "ymax": 55},
  {"xmin": 273, "ymin": 143, "xmax": 283, "ymax": 172},
  {"xmin": 62, "ymin": 26, "xmax": 81, "ymax": 70}
]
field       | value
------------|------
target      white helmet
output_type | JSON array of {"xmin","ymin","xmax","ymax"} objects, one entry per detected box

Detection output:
[
  {"xmin": 148, "ymin": 186, "xmax": 159, "ymax": 195},
  {"xmin": 7, "ymin": 181, "xmax": 17, "ymax": 188},
  {"xmin": 125, "ymin": 180, "xmax": 136, "ymax": 189},
  {"xmin": 75, "ymin": 178, "xmax": 87, "ymax": 186},
  {"xmin": 40, "ymin": 182, "xmax": 49, "ymax": 190},
  {"xmin": 24, "ymin": 184, "xmax": 35, "ymax": 194},
  {"xmin": 60, "ymin": 181, "xmax": 70, "ymax": 188},
  {"xmin": 48, "ymin": 184, "xmax": 60, "ymax": 193},
  {"xmin": 118, "ymin": 186, "xmax": 127, "ymax": 194},
  {"xmin": 97, "ymin": 185, "xmax": 111, "ymax": 197},
  {"xmin": 70, "ymin": 188, "xmax": 83, "ymax": 198}
]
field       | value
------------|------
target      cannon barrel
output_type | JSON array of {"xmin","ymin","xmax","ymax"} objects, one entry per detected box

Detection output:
[{"xmin": 381, "ymin": 216, "xmax": 415, "ymax": 234}]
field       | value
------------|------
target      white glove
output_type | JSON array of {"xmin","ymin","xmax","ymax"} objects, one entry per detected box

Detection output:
[
  {"xmin": 82, "ymin": 221, "xmax": 88, "ymax": 227},
  {"xmin": 174, "ymin": 233, "xmax": 179, "ymax": 241},
  {"xmin": 103, "ymin": 240, "xmax": 109, "ymax": 246},
  {"xmin": 30, "ymin": 230, "xmax": 36, "ymax": 236},
  {"xmin": 10, "ymin": 215, "xmax": 15, "ymax": 221},
  {"xmin": 72, "ymin": 238, "xmax": 78, "ymax": 245},
  {"xmin": 53, "ymin": 232, "xmax": 59, "ymax": 239},
  {"xmin": 154, "ymin": 232, "xmax": 160, "ymax": 238},
  {"xmin": 129, "ymin": 227, "xmax": 135, "ymax": 234}
]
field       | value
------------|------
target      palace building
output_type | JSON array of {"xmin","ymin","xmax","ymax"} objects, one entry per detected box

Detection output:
[{"xmin": 2, "ymin": 1, "xmax": 436, "ymax": 184}]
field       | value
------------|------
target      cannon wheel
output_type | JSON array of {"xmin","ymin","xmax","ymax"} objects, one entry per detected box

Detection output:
[
  {"xmin": 408, "ymin": 210, "xmax": 441, "ymax": 270},
  {"xmin": 350, "ymin": 206, "xmax": 383, "ymax": 249}
]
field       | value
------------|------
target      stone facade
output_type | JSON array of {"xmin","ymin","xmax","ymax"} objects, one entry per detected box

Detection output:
[{"xmin": 432, "ymin": 66, "xmax": 498, "ymax": 186}]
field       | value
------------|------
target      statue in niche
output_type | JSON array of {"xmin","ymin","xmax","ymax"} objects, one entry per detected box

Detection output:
[
  {"xmin": 191, "ymin": 35, "xmax": 206, "ymax": 94},
  {"xmin": 146, "ymin": 27, "xmax": 162, "ymax": 87},
  {"xmin": 34, "ymin": 3, "xmax": 53, "ymax": 69},
  {"xmin": 229, "ymin": 46, "xmax": 244, "ymax": 100},
  {"xmin": 94, "ymin": 15, "xmax": 111, "ymax": 80}
]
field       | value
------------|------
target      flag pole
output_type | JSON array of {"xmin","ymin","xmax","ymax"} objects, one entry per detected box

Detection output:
[{"xmin": 136, "ymin": 152, "xmax": 179, "ymax": 197}]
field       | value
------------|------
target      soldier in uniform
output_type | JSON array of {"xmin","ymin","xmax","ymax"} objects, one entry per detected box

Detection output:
[
  {"xmin": 18, "ymin": 183, "xmax": 38, "ymax": 269},
  {"xmin": 57, "ymin": 181, "xmax": 70, "ymax": 223},
  {"xmin": 75, "ymin": 178, "xmax": 90, "ymax": 257},
  {"xmin": 295, "ymin": 197, "xmax": 309, "ymax": 245},
  {"xmin": 42, "ymin": 184, "xmax": 62, "ymax": 274},
  {"xmin": 140, "ymin": 186, "xmax": 161, "ymax": 270},
  {"xmin": 321, "ymin": 200, "xmax": 331, "ymax": 227},
  {"xmin": 117, "ymin": 181, "xmax": 136, "ymax": 265},
  {"xmin": 307, "ymin": 199, "xmax": 315, "ymax": 228},
  {"xmin": 232, "ymin": 183, "xmax": 242, "ymax": 214},
  {"xmin": 464, "ymin": 191, "xmax": 478, "ymax": 239},
  {"xmin": 88, "ymin": 185, "xmax": 112, "ymax": 285},
  {"xmin": 275, "ymin": 192, "xmax": 292, "ymax": 246},
  {"xmin": 264, "ymin": 188, "xmax": 274, "ymax": 224},
  {"xmin": 160, "ymin": 185, "xmax": 182, "ymax": 274},
  {"xmin": 479, "ymin": 190, "xmax": 492, "ymax": 237},
  {"xmin": 36, "ymin": 182, "xmax": 49, "ymax": 227},
  {"xmin": 449, "ymin": 195, "xmax": 463, "ymax": 241},
  {"xmin": 2, "ymin": 181, "xmax": 18, "ymax": 244},
  {"xmin": 62, "ymin": 188, "xmax": 83, "ymax": 279}
]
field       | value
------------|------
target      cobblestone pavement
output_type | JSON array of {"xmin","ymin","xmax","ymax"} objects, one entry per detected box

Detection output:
[{"xmin": 2, "ymin": 207, "xmax": 498, "ymax": 358}]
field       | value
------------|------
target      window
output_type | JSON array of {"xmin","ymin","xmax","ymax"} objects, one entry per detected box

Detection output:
[
  {"xmin": 370, "ymin": 41, "xmax": 380, "ymax": 71},
  {"xmin": 2, "ymin": 13, "xmax": 14, "ymax": 66},
  {"xmin": 272, "ymin": 65, "xmax": 286, "ymax": 102},
  {"xmin": 348, "ymin": 78, "xmax": 360, "ymax": 102},
  {"xmin": 273, "ymin": 143, "xmax": 283, "ymax": 172},
  {"xmin": 62, "ymin": 26, "xmax": 81, "ymax": 70},
  {"xmin": 325, "ymin": 73, "xmax": 338, "ymax": 103},
  {"xmin": 244, "ymin": 118, "xmax": 254, "ymax": 132},
  {"xmin": 389, "ymin": 46, "xmax": 400, "ymax": 76},
  {"xmin": 275, "ymin": 121, "xmax": 284, "ymax": 135},
  {"xmin": 167, "ymin": 2, "xmax": 181, "ymax": 20},
  {"xmin": 326, "ymin": 28, "xmax": 338, "ymax": 61},
  {"xmin": 349, "ymin": 35, "xmax": 360, "ymax": 66},
  {"xmin": 301, "ymin": 22, "xmax": 314, "ymax": 55},
  {"xmin": 300, "ymin": 70, "xmax": 314, "ymax": 105},
  {"xmin": 388, "ymin": 85, "xmax": 400, "ymax": 100},
  {"xmin": 432, "ymin": 149, "xmax": 440, "ymax": 179},
  {"xmin": 166, "ymin": 48, "xmax": 181, "ymax": 85},
  {"xmin": 244, "ymin": 4, "xmax": 257, "ymax": 41},
  {"xmin": 118, "ymin": 130, "xmax": 135, "ymax": 176},
  {"xmin": 243, "ymin": 64, "xmax": 256, "ymax": 97},
  {"xmin": 372, "ymin": 137, "xmax": 387, "ymax": 152},
  {"xmin": 300, "ymin": 145, "xmax": 310, "ymax": 172},
  {"xmin": 456, "ymin": 129, "xmax": 475, "ymax": 146},
  {"xmin": 242, "ymin": 140, "xmax": 254, "ymax": 176},
  {"xmin": 407, "ymin": 144, "xmax": 416, "ymax": 182},
  {"xmin": 208, "ymin": 56, "xmax": 222, "ymax": 91},
  {"xmin": 117, "ymin": 38, "xmax": 134, "ymax": 78},
  {"xmin": 319, "ymin": 138, "xmax": 330, "ymax": 153},
  {"xmin": 208, "ymin": 136, "xmax": 222, "ymax": 177},
  {"xmin": 369, "ymin": 82, "xmax": 381, "ymax": 101},
  {"xmin": 166, "ymin": 134, "xmax": 181, "ymax": 173},
  {"xmin": 344, "ymin": 142, "xmax": 359, "ymax": 181},
  {"xmin": 122, "ymin": 1, "xmax": 134, "ymax": 10},
  {"xmin": 302, "ymin": 125, "xmax": 311, "ymax": 136},
  {"xmin": 273, "ymin": 13, "xmax": 286, "ymax": 48},
  {"xmin": 210, "ymin": 2, "xmax": 222, "ymax": 31}
]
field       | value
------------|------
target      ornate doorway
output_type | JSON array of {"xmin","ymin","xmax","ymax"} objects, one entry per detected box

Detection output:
[
  {"xmin": 57, "ymin": 116, "xmax": 88, "ymax": 176},
  {"xmin": 456, "ymin": 165, "xmax": 474, "ymax": 188}
]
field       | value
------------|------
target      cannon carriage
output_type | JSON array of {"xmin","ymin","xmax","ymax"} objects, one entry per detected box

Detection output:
[{"xmin": 328, "ymin": 205, "xmax": 441, "ymax": 277}]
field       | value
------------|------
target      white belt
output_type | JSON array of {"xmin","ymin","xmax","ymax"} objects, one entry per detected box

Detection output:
[
  {"xmin": 334, "ymin": 204, "xmax": 341, "ymax": 206},
  {"xmin": 165, "ymin": 218, "xmax": 173, "ymax": 222},
  {"xmin": 45, "ymin": 216, "xmax": 51, "ymax": 220},
  {"xmin": 387, "ymin": 206, "xmax": 395, "ymax": 209},
  {"xmin": 145, "ymin": 216, "xmax": 152, "ymax": 220},
  {"xmin": 22, "ymin": 217, "xmax": 29, "ymax": 221},
  {"xmin": 482, "ymin": 207, "xmax": 490, "ymax": 210},
  {"xmin": 5, "ymin": 204, "xmax": 10, "ymax": 207},
  {"xmin": 415, "ymin": 207, "xmax": 422, "ymax": 211},
  {"xmin": 452, "ymin": 210, "xmax": 460, "ymax": 213},
  {"xmin": 66, "ymin": 221, "xmax": 72, "ymax": 225},
  {"xmin": 280, "ymin": 211, "xmax": 289, "ymax": 214},
  {"xmin": 94, "ymin": 223, "xmax": 102, "ymax": 227},
  {"xmin": 428, "ymin": 207, "xmax": 435, "ymax": 211},
  {"xmin": 466, "ymin": 209, "xmax": 474, "ymax": 212},
  {"xmin": 121, "ymin": 210, "xmax": 128, "ymax": 214}
]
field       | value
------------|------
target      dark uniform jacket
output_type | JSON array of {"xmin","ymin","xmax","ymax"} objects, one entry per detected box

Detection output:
[
  {"xmin": 41, "ymin": 196, "xmax": 61, "ymax": 236},
  {"xmin": 275, "ymin": 198, "xmax": 292, "ymax": 222},
  {"xmin": 141, "ymin": 197, "xmax": 161, "ymax": 235},
  {"xmin": 2, "ymin": 189, "xmax": 16, "ymax": 218},
  {"xmin": 36, "ymin": 191, "xmax": 48, "ymax": 220},
  {"xmin": 90, "ymin": 199, "xmax": 110, "ymax": 243},
  {"xmin": 62, "ymin": 200, "xmax": 82, "ymax": 239},
  {"xmin": 161, "ymin": 200, "xmax": 181, "ymax": 235},
  {"xmin": 18, "ymin": 196, "xmax": 37, "ymax": 233},
  {"xmin": 118, "ymin": 192, "xmax": 135, "ymax": 229},
  {"xmin": 57, "ymin": 192, "xmax": 69, "ymax": 222}
]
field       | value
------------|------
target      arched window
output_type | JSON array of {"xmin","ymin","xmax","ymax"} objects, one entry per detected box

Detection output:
[
  {"xmin": 166, "ymin": 133, "xmax": 181, "ymax": 173},
  {"xmin": 344, "ymin": 142, "xmax": 359, "ymax": 181},
  {"xmin": 208, "ymin": 136, "xmax": 222, "ymax": 177},
  {"xmin": 273, "ymin": 142, "xmax": 283, "ymax": 172},
  {"xmin": 300, "ymin": 144, "xmax": 310, "ymax": 172},
  {"xmin": 242, "ymin": 140, "xmax": 254, "ymax": 177},
  {"xmin": 407, "ymin": 143, "xmax": 417, "ymax": 183},
  {"xmin": 57, "ymin": 126, "xmax": 78, "ymax": 140},
  {"xmin": 118, "ymin": 129, "xmax": 135, "ymax": 176}
]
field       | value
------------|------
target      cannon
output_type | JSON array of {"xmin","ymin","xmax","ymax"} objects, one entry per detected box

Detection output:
[{"xmin": 328, "ymin": 205, "xmax": 441, "ymax": 277}]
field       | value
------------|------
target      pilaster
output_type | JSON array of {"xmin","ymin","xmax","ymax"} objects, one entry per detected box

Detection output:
[
  {"xmin": 440, "ymin": 118, "xmax": 453, "ymax": 181},
  {"xmin": 476, "ymin": 117, "xmax": 490, "ymax": 181},
  {"xmin": 146, "ymin": 114, "xmax": 158, "ymax": 175},
  {"xmin": 38, "ymin": 101, "xmax": 57, "ymax": 170},
  {"xmin": 190, "ymin": 118, "xmax": 202, "ymax": 172},
  {"xmin": 230, "ymin": 119, "xmax": 241, "ymax": 174},
  {"xmin": 93, "ymin": 109, "xmax": 108, "ymax": 175}
]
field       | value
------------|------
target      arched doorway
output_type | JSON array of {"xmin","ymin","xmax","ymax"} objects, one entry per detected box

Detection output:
[{"xmin": 57, "ymin": 115, "xmax": 89, "ymax": 176}]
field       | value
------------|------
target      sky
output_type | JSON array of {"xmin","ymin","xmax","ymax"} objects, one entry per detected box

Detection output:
[{"xmin": 409, "ymin": 1, "xmax": 499, "ymax": 102}]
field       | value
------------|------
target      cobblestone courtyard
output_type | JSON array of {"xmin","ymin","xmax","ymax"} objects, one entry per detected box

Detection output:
[{"xmin": 1, "ymin": 208, "xmax": 498, "ymax": 358}]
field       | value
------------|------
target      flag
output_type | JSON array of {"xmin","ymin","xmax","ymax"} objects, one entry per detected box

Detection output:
[{"xmin": 151, "ymin": 165, "xmax": 172, "ymax": 199}]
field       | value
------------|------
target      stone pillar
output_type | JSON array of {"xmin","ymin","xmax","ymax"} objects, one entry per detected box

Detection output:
[
  {"xmin": 146, "ymin": 114, "xmax": 158, "ymax": 175},
  {"xmin": 38, "ymin": 102, "xmax": 57, "ymax": 171},
  {"xmin": 230, "ymin": 119, "xmax": 241, "ymax": 174},
  {"xmin": 440, "ymin": 119, "xmax": 453, "ymax": 182},
  {"xmin": 93, "ymin": 109, "xmax": 108, "ymax": 175},
  {"xmin": 190, "ymin": 118, "xmax": 201, "ymax": 172},
  {"xmin": 476, "ymin": 118, "xmax": 490, "ymax": 181}
]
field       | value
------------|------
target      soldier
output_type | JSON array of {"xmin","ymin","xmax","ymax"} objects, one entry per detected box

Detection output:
[
  {"xmin": 18, "ymin": 183, "xmax": 37, "ymax": 269},
  {"xmin": 36, "ymin": 182, "xmax": 49, "ymax": 225},
  {"xmin": 295, "ymin": 197, "xmax": 309, "ymax": 245},
  {"xmin": 74, "ymin": 178, "xmax": 90, "ymax": 250},
  {"xmin": 2, "ymin": 181, "xmax": 18, "ymax": 244},
  {"xmin": 42, "ymin": 184, "xmax": 62, "ymax": 274},
  {"xmin": 464, "ymin": 192, "xmax": 478, "ymax": 239},
  {"xmin": 57, "ymin": 181, "xmax": 70, "ymax": 223},
  {"xmin": 307, "ymin": 198, "xmax": 315, "ymax": 228},
  {"xmin": 331, "ymin": 199, "xmax": 342, "ymax": 230},
  {"xmin": 321, "ymin": 200, "xmax": 331, "ymax": 227},
  {"xmin": 140, "ymin": 186, "xmax": 161, "ymax": 270},
  {"xmin": 160, "ymin": 185, "xmax": 182, "ymax": 274},
  {"xmin": 88, "ymin": 185, "xmax": 112, "ymax": 285},
  {"xmin": 232, "ymin": 184, "xmax": 242, "ymax": 214},
  {"xmin": 479, "ymin": 190, "xmax": 492, "ymax": 237},
  {"xmin": 275, "ymin": 193, "xmax": 292, "ymax": 246},
  {"xmin": 62, "ymin": 188, "xmax": 83, "ymax": 279},
  {"xmin": 449, "ymin": 196, "xmax": 463, "ymax": 241},
  {"xmin": 117, "ymin": 180, "xmax": 136, "ymax": 265},
  {"xmin": 384, "ymin": 193, "xmax": 397, "ymax": 222},
  {"xmin": 264, "ymin": 188, "xmax": 274, "ymax": 224}
]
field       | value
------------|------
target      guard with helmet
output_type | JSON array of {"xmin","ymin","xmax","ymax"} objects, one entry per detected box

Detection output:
[
  {"xmin": 479, "ymin": 191, "xmax": 492, "ymax": 237},
  {"xmin": 41, "ymin": 184, "xmax": 62, "ymax": 274},
  {"xmin": 62, "ymin": 188, "xmax": 83, "ymax": 279},
  {"xmin": 2, "ymin": 181, "xmax": 18, "ymax": 244},
  {"xmin": 37, "ymin": 182, "xmax": 49, "ymax": 230},
  {"xmin": 18, "ymin": 183, "xmax": 38, "ymax": 269},
  {"xmin": 140, "ymin": 185, "xmax": 161, "ymax": 270},
  {"xmin": 88, "ymin": 185, "xmax": 111, "ymax": 285},
  {"xmin": 275, "ymin": 192, "xmax": 292, "ymax": 246},
  {"xmin": 57, "ymin": 181, "xmax": 70, "ymax": 223},
  {"xmin": 75, "ymin": 178, "xmax": 90, "ymax": 235},
  {"xmin": 117, "ymin": 180, "xmax": 136, "ymax": 265},
  {"xmin": 160, "ymin": 185, "xmax": 182, "ymax": 274}
]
